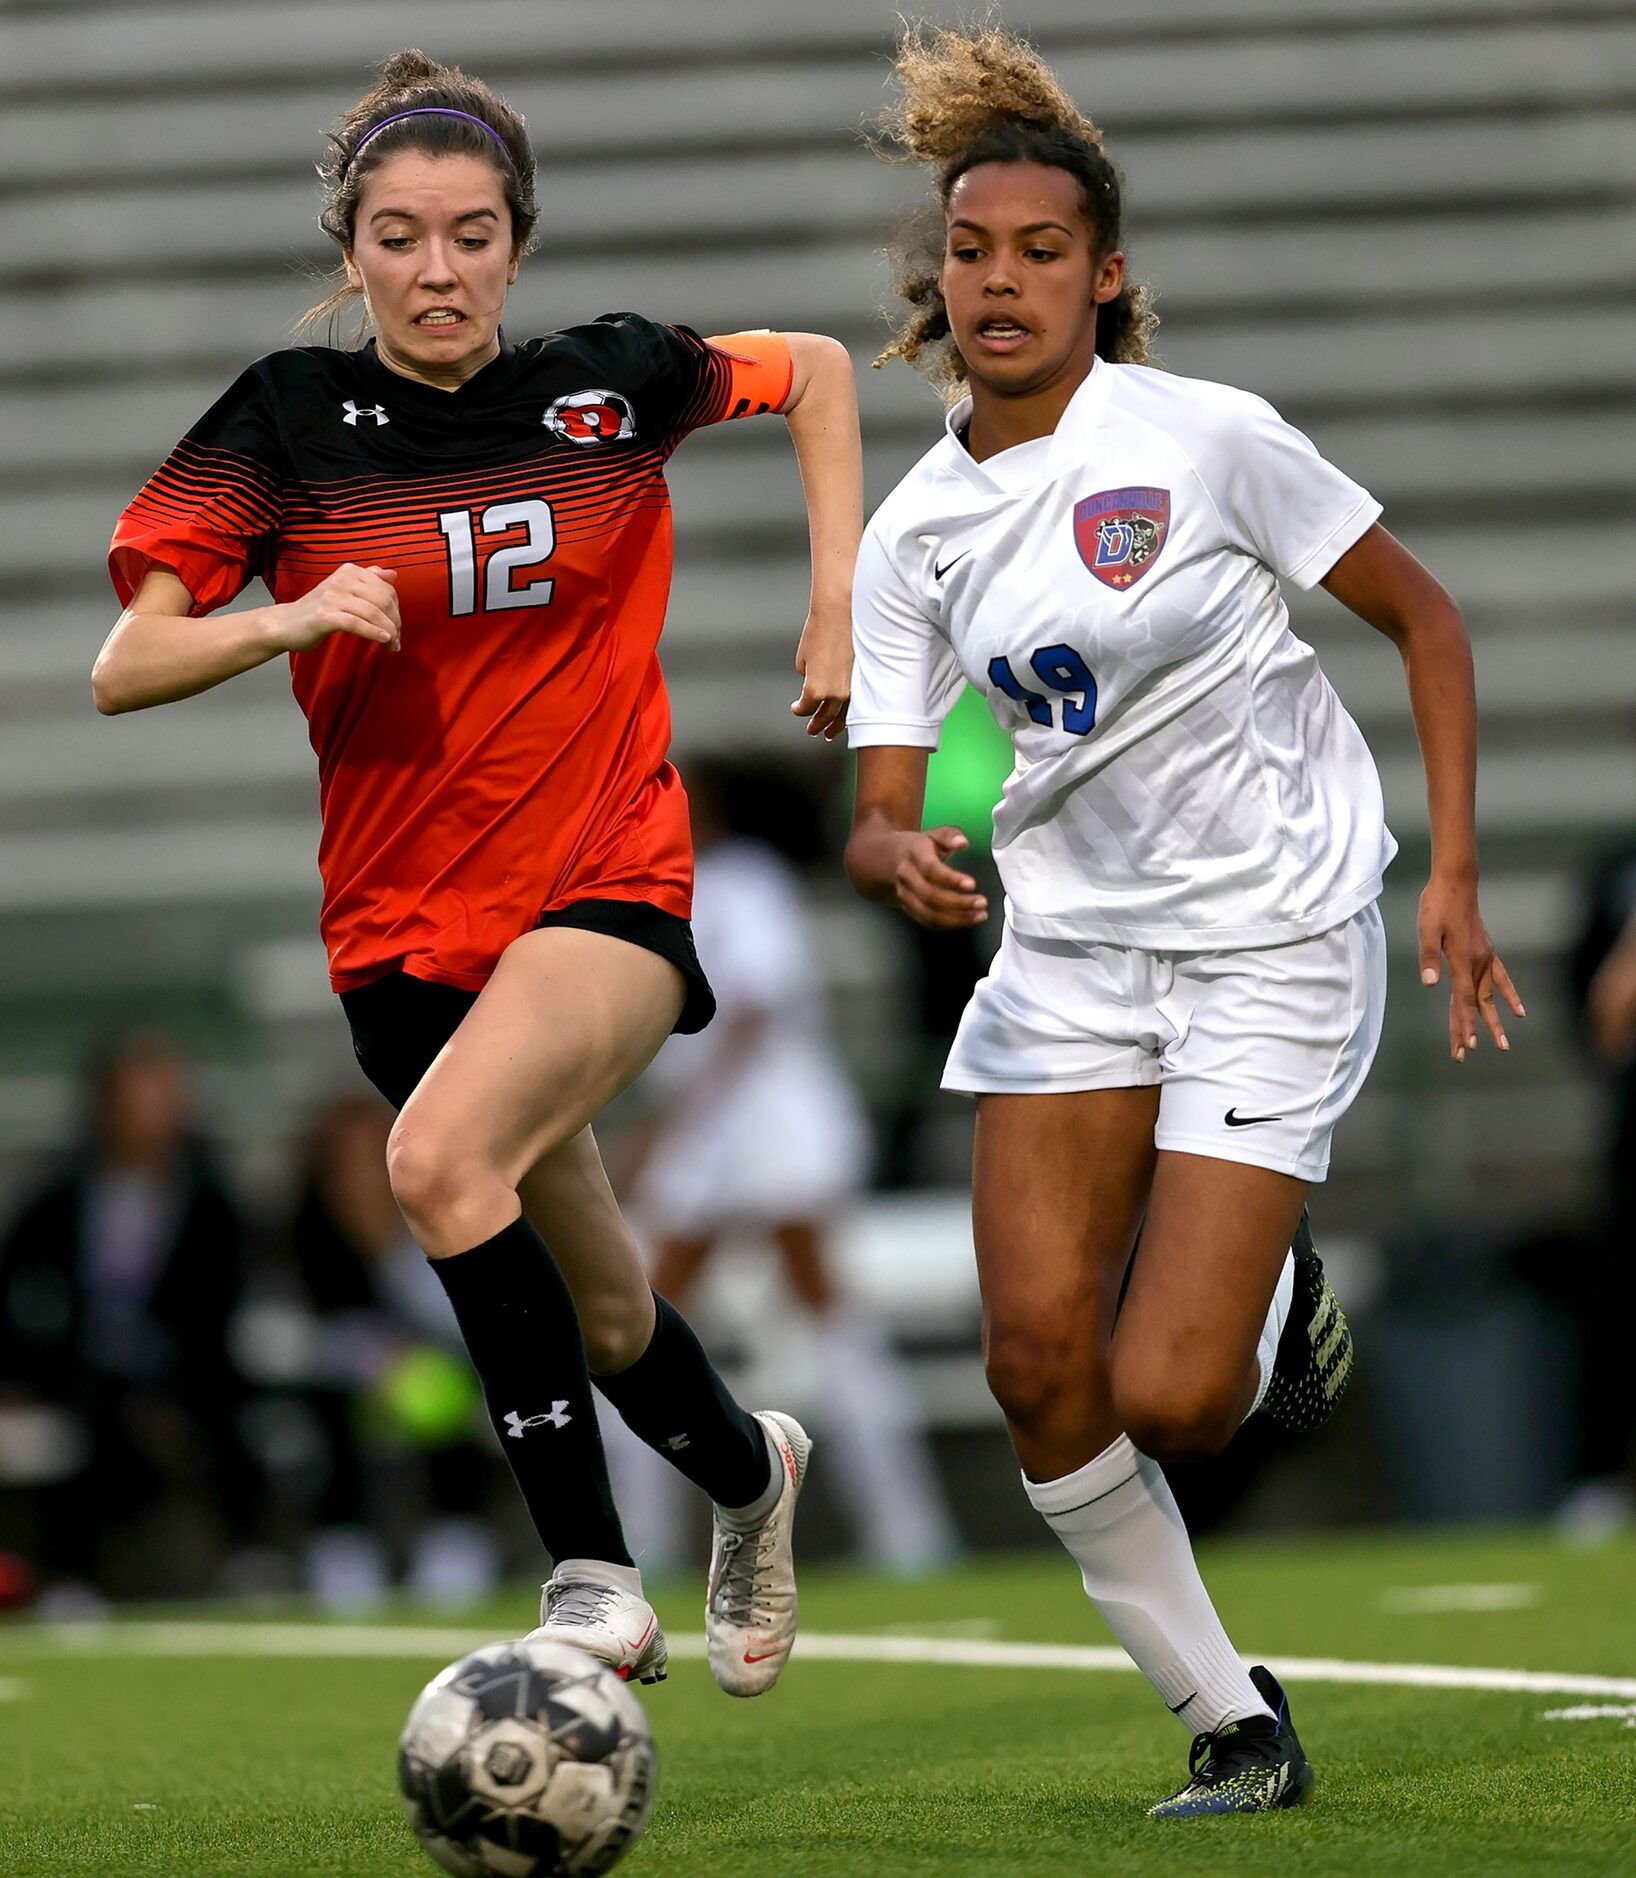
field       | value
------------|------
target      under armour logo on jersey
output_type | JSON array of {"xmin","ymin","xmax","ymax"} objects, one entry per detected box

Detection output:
[
  {"xmin": 1073, "ymin": 486, "xmax": 1171, "ymax": 589},
  {"xmin": 504, "ymin": 1403, "xmax": 572, "ymax": 1437},
  {"xmin": 543, "ymin": 388, "xmax": 636, "ymax": 445},
  {"xmin": 341, "ymin": 400, "xmax": 390, "ymax": 426}
]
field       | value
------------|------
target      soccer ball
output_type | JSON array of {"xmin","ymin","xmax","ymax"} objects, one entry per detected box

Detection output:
[{"xmin": 398, "ymin": 1638, "xmax": 657, "ymax": 1876}]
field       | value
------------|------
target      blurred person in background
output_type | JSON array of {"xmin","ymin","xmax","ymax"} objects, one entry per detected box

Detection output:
[
  {"xmin": 1557, "ymin": 843, "xmax": 1636, "ymax": 1535},
  {"xmin": 94, "ymin": 50, "xmax": 859, "ymax": 1690},
  {"xmin": 610, "ymin": 757, "xmax": 960, "ymax": 1575},
  {"xmin": 0, "ymin": 1034, "xmax": 259, "ymax": 1603},
  {"xmin": 284, "ymin": 1092, "xmax": 499, "ymax": 1609}
]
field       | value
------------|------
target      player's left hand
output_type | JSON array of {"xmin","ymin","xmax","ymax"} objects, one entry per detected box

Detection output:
[
  {"xmin": 790, "ymin": 609, "xmax": 852, "ymax": 741},
  {"xmin": 1417, "ymin": 872, "xmax": 1525, "ymax": 1063}
]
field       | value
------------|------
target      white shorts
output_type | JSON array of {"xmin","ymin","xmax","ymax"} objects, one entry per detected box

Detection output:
[{"xmin": 942, "ymin": 903, "xmax": 1387, "ymax": 1182}]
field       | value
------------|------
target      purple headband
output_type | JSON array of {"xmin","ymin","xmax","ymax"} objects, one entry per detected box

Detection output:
[{"xmin": 347, "ymin": 107, "xmax": 513, "ymax": 171}]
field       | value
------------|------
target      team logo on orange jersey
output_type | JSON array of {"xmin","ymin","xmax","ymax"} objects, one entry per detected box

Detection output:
[
  {"xmin": 1074, "ymin": 486, "xmax": 1170, "ymax": 590},
  {"xmin": 543, "ymin": 389, "xmax": 636, "ymax": 445}
]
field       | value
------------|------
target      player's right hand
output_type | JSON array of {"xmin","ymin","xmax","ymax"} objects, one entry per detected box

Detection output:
[
  {"xmin": 892, "ymin": 826, "xmax": 989, "ymax": 929},
  {"xmin": 270, "ymin": 563, "xmax": 401, "ymax": 652}
]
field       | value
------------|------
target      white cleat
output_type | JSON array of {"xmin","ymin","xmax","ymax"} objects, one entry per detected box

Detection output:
[
  {"xmin": 707, "ymin": 1411, "xmax": 811, "ymax": 1698},
  {"xmin": 526, "ymin": 1560, "xmax": 668, "ymax": 1685}
]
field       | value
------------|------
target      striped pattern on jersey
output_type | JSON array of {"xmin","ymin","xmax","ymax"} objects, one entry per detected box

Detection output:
[{"xmin": 108, "ymin": 315, "xmax": 794, "ymax": 994}]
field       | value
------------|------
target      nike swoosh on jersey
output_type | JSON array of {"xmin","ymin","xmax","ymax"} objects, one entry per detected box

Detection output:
[
  {"xmin": 934, "ymin": 551, "xmax": 970, "ymax": 580},
  {"xmin": 1223, "ymin": 1107, "xmax": 1286, "ymax": 1127}
]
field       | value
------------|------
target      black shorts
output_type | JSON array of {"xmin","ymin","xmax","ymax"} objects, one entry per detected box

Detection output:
[{"xmin": 339, "ymin": 899, "xmax": 715, "ymax": 1112}]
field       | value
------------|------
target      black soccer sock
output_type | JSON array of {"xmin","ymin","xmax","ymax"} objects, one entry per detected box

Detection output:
[
  {"xmin": 430, "ymin": 1214, "xmax": 632, "ymax": 1570},
  {"xmin": 594, "ymin": 1292, "xmax": 773, "ymax": 1509}
]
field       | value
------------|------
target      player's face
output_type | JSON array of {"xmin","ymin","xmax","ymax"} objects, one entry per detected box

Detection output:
[
  {"xmin": 940, "ymin": 162, "xmax": 1124, "ymax": 400},
  {"xmin": 344, "ymin": 152, "xmax": 521, "ymax": 388}
]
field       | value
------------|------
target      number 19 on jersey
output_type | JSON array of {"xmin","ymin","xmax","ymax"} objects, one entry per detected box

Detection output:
[{"xmin": 988, "ymin": 643, "xmax": 1099, "ymax": 736}]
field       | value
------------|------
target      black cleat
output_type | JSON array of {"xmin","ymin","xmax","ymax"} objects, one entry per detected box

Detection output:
[
  {"xmin": 1259, "ymin": 1210, "xmax": 1353, "ymax": 1434},
  {"xmin": 1149, "ymin": 1665, "xmax": 1316, "ymax": 1817}
]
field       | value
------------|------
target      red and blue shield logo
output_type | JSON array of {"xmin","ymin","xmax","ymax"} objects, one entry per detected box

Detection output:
[{"xmin": 1073, "ymin": 486, "xmax": 1171, "ymax": 590}]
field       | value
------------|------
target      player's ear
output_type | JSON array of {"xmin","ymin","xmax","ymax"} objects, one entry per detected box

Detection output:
[
  {"xmin": 343, "ymin": 249, "xmax": 363, "ymax": 293},
  {"xmin": 1093, "ymin": 250, "xmax": 1126, "ymax": 307},
  {"xmin": 507, "ymin": 246, "xmax": 521, "ymax": 286}
]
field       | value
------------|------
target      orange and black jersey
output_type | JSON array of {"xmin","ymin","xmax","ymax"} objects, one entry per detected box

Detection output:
[{"xmin": 110, "ymin": 314, "xmax": 794, "ymax": 991}]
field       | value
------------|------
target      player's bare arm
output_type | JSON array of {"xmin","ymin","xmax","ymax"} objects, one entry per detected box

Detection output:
[
  {"xmin": 92, "ymin": 561, "xmax": 401, "ymax": 714},
  {"xmin": 1587, "ymin": 909, "xmax": 1636, "ymax": 1062},
  {"xmin": 1321, "ymin": 523, "xmax": 1524, "ymax": 1061},
  {"xmin": 846, "ymin": 744, "xmax": 989, "ymax": 928},
  {"xmin": 769, "ymin": 330, "xmax": 862, "ymax": 740}
]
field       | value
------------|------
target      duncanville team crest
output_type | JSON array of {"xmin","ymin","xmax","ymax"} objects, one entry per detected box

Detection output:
[{"xmin": 1074, "ymin": 487, "xmax": 1171, "ymax": 589}]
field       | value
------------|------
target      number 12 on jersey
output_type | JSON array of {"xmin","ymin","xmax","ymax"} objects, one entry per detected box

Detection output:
[
  {"xmin": 438, "ymin": 500, "xmax": 556, "ymax": 614},
  {"xmin": 988, "ymin": 643, "xmax": 1098, "ymax": 735}
]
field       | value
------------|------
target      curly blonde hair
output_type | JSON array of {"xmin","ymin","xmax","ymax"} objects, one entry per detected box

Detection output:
[{"xmin": 874, "ymin": 22, "xmax": 1158, "ymax": 392}]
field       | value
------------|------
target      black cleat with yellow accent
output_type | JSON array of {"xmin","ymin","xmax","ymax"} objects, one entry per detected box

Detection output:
[
  {"xmin": 1259, "ymin": 1210, "xmax": 1354, "ymax": 1434},
  {"xmin": 1149, "ymin": 1666, "xmax": 1315, "ymax": 1818}
]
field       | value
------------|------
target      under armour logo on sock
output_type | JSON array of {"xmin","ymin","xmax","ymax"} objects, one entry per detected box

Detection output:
[
  {"xmin": 342, "ymin": 400, "xmax": 389, "ymax": 426},
  {"xmin": 661, "ymin": 1433, "xmax": 691, "ymax": 1452},
  {"xmin": 504, "ymin": 1402, "xmax": 572, "ymax": 1437}
]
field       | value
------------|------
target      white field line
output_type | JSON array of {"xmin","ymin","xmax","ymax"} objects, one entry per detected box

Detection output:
[
  {"xmin": 1379, "ymin": 1582, "xmax": 1543, "ymax": 1614},
  {"xmin": 7, "ymin": 1622, "xmax": 1636, "ymax": 1701},
  {"xmin": 876, "ymin": 1618, "xmax": 1005, "ymax": 1640}
]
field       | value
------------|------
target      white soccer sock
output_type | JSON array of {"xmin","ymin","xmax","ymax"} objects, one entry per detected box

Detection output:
[
  {"xmin": 1246, "ymin": 1250, "xmax": 1297, "ymax": 1418},
  {"xmin": 1023, "ymin": 1434, "xmax": 1273, "ymax": 1732}
]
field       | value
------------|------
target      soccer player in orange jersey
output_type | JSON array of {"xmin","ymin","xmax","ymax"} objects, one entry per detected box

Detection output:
[{"xmin": 96, "ymin": 50, "xmax": 859, "ymax": 1695}]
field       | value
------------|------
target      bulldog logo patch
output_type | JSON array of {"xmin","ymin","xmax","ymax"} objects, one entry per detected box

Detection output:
[{"xmin": 1074, "ymin": 486, "xmax": 1171, "ymax": 589}]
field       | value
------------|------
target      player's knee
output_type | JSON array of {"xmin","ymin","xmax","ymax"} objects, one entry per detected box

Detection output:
[
  {"xmin": 385, "ymin": 1125, "xmax": 451, "ymax": 1225},
  {"xmin": 386, "ymin": 1124, "xmax": 499, "ymax": 1248},
  {"xmin": 1114, "ymin": 1372, "xmax": 1239, "ymax": 1462},
  {"xmin": 579, "ymin": 1291, "xmax": 654, "ymax": 1374},
  {"xmin": 983, "ymin": 1319, "xmax": 1083, "ymax": 1433}
]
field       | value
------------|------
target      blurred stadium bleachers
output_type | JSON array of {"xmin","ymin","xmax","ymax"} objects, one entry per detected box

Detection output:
[{"xmin": 1, "ymin": 0, "xmax": 1633, "ymax": 1234}]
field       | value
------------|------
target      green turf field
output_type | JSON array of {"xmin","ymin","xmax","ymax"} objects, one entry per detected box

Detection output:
[{"xmin": 1, "ymin": 1527, "xmax": 1633, "ymax": 1877}]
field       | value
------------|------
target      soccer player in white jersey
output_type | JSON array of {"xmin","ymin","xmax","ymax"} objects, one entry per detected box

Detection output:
[{"xmin": 845, "ymin": 25, "xmax": 1524, "ymax": 1819}]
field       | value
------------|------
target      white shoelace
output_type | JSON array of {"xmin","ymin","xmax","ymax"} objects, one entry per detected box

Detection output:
[
  {"xmin": 711, "ymin": 1527, "xmax": 776, "ymax": 1627},
  {"xmin": 546, "ymin": 1581, "xmax": 618, "ymax": 1629}
]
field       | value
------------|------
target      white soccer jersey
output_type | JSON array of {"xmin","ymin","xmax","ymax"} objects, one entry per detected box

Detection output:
[{"xmin": 849, "ymin": 361, "xmax": 1397, "ymax": 949}]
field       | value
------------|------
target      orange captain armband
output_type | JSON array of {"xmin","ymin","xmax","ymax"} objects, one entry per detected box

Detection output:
[{"xmin": 704, "ymin": 329, "xmax": 795, "ymax": 419}]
